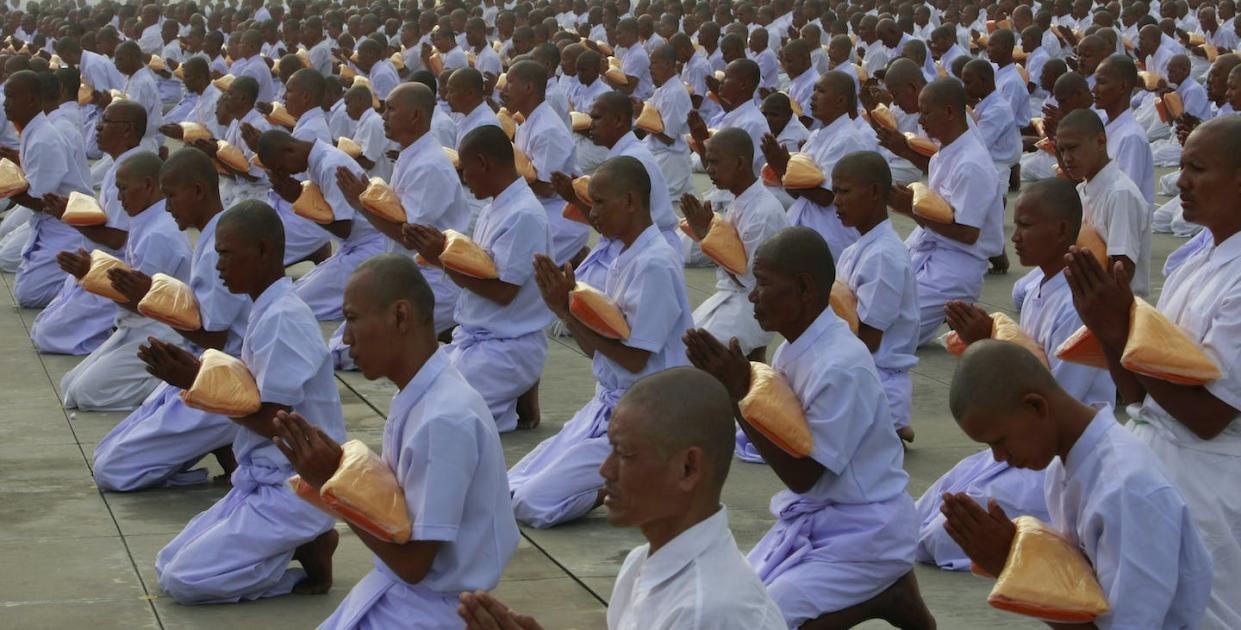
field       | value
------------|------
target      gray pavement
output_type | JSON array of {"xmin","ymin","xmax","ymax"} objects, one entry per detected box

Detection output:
[{"xmin": 0, "ymin": 168, "xmax": 1188, "ymax": 629}]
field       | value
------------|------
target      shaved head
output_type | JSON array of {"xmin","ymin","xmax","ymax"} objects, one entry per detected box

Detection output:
[
  {"xmin": 1189, "ymin": 115, "xmax": 1241, "ymax": 168},
  {"xmin": 706, "ymin": 127, "xmax": 754, "ymax": 166},
  {"xmin": 832, "ymin": 150, "xmax": 891, "ymax": 195},
  {"xmin": 1099, "ymin": 53, "xmax": 1138, "ymax": 87},
  {"xmin": 460, "ymin": 125, "xmax": 514, "ymax": 167},
  {"xmin": 160, "ymin": 147, "xmax": 219, "ymax": 190},
  {"xmin": 117, "ymin": 151, "xmax": 163, "ymax": 180},
  {"xmin": 884, "ymin": 57, "xmax": 926, "ymax": 88},
  {"xmin": 448, "ymin": 67, "xmax": 484, "ymax": 96},
  {"xmin": 823, "ymin": 70, "xmax": 858, "ymax": 110},
  {"xmin": 289, "ymin": 67, "xmax": 326, "ymax": 102},
  {"xmin": 923, "ymin": 77, "xmax": 968, "ymax": 112},
  {"xmin": 351, "ymin": 253, "xmax": 435, "ymax": 325},
  {"xmin": 218, "ymin": 199, "xmax": 285, "ymax": 254},
  {"xmin": 1058, "ymin": 108, "xmax": 1106, "ymax": 136},
  {"xmin": 754, "ymin": 226, "xmax": 835, "ymax": 291},
  {"xmin": 595, "ymin": 155, "xmax": 650, "ymax": 211},
  {"xmin": 1019, "ymin": 178, "xmax": 1083, "ymax": 229},
  {"xmin": 950, "ymin": 340, "xmax": 1061, "ymax": 420},
  {"xmin": 388, "ymin": 82, "xmax": 436, "ymax": 119},
  {"xmin": 596, "ymin": 89, "xmax": 634, "ymax": 119}
]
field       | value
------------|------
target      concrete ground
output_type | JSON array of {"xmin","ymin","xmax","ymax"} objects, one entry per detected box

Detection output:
[{"xmin": 0, "ymin": 166, "xmax": 1188, "ymax": 630}]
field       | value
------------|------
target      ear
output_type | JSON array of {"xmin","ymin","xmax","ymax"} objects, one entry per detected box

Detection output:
[{"xmin": 677, "ymin": 446, "xmax": 706, "ymax": 490}]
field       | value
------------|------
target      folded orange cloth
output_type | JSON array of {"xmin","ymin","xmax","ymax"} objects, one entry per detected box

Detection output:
[
  {"xmin": 494, "ymin": 72, "xmax": 507, "ymax": 92},
  {"xmin": 292, "ymin": 181, "xmax": 333, "ymax": 224},
  {"xmin": 910, "ymin": 182, "xmax": 954, "ymax": 223},
  {"xmin": 514, "ymin": 145, "xmax": 538, "ymax": 182},
  {"xmin": 830, "ymin": 279, "xmax": 860, "ymax": 334},
  {"xmin": 79, "ymin": 250, "xmax": 131, "ymax": 302},
  {"xmin": 389, "ymin": 51, "xmax": 405, "ymax": 70},
  {"xmin": 1030, "ymin": 117, "xmax": 1046, "ymax": 137},
  {"xmin": 339, "ymin": 63, "xmax": 357, "ymax": 81},
  {"xmin": 595, "ymin": 40, "xmax": 613, "ymax": 56},
  {"xmin": 572, "ymin": 176, "xmax": 591, "ymax": 205},
  {"xmin": 605, "ymin": 66, "xmax": 627, "ymax": 85},
  {"xmin": 867, "ymin": 103, "xmax": 898, "ymax": 130},
  {"xmin": 788, "ymin": 95, "xmax": 804, "ymax": 117},
  {"xmin": 1204, "ymin": 42, "xmax": 1219, "ymax": 62},
  {"xmin": 1075, "ymin": 223, "xmax": 1109, "ymax": 269},
  {"xmin": 0, "ymin": 156, "xmax": 29, "ymax": 198},
  {"xmin": 211, "ymin": 73, "xmax": 234, "ymax": 91},
  {"xmin": 77, "ymin": 80, "xmax": 94, "ymax": 105},
  {"xmin": 350, "ymin": 77, "xmax": 381, "ymax": 108},
  {"xmin": 496, "ymin": 107, "xmax": 519, "ymax": 140},
  {"xmin": 1016, "ymin": 62, "xmax": 1029, "ymax": 84},
  {"xmin": 336, "ymin": 136, "xmax": 363, "ymax": 158},
  {"xmin": 427, "ymin": 51, "xmax": 444, "ymax": 76},
  {"xmin": 318, "ymin": 439, "xmax": 413, "ymax": 543},
  {"xmin": 984, "ymin": 516, "xmax": 1111, "ymax": 623},
  {"xmin": 904, "ymin": 132, "xmax": 938, "ymax": 157},
  {"xmin": 944, "ymin": 312, "xmax": 1049, "ymax": 367},
  {"xmin": 177, "ymin": 121, "xmax": 209, "ymax": 142},
  {"xmin": 1013, "ymin": 47, "xmax": 1028, "ymax": 62},
  {"xmin": 359, "ymin": 177, "xmax": 405, "ymax": 223},
  {"xmin": 289, "ymin": 475, "xmax": 340, "ymax": 517},
  {"xmin": 782, "ymin": 153, "xmax": 826, "ymax": 189},
  {"xmin": 1055, "ymin": 298, "xmax": 1223, "ymax": 384},
  {"xmin": 1138, "ymin": 71, "xmax": 1161, "ymax": 90},
  {"xmin": 569, "ymin": 282, "xmax": 630, "ymax": 339},
  {"xmin": 137, "ymin": 272, "xmax": 202, "ymax": 330},
  {"xmin": 267, "ymin": 102, "xmax": 296, "ymax": 127},
  {"xmin": 61, "ymin": 190, "xmax": 106, "ymax": 226},
  {"xmin": 180, "ymin": 348, "xmax": 263, "ymax": 417},
  {"xmin": 739, "ymin": 361, "xmax": 813, "ymax": 458},
  {"xmin": 570, "ymin": 110, "xmax": 591, "ymax": 132},
  {"xmin": 700, "ymin": 216, "xmax": 747, "ymax": 276},
  {"xmin": 634, "ymin": 100, "xmax": 665, "ymax": 134},
  {"xmin": 563, "ymin": 203, "xmax": 591, "ymax": 224},
  {"xmin": 428, "ymin": 229, "xmax": 498, "ymax": 279},
  {"xmin": 761, "ymin": 163, "xmax": 781, "ymax": 187},
  {"xmin": 214, "ymin": 140, "xmax": 249, "ymax": 172},
  {"xmin": 852, "ymin": 62, "xmax": 869, "ymax": 83},
  {"xmin": 147, "ymin": 54, "xmax": 166, "ymax": 71},
  {"xmin": 1035, "ymin": 137, "xmax": 1057, "ymax": 155},
  {"xmin": 1155, "ymin": 92, "xmax": 1184, "ymax": 124},
  {"xmin": 442, "ymin": 147, "xmax": 460, "ymax": 168}
]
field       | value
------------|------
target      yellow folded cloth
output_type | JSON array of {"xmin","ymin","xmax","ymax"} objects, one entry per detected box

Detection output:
[
  {"xmin": 569, "ymin": 281, "xmax": 630, "ymax": 339},
  {"xmin": 62, "ymin": 190, "xmax": 107, "ymax": 226},
  {"xmin": 739, "ymin": 361, "xmax": 813, "ymax": 458},
  {"xmin": 514, "ymin": 145, "xmax": 538, "ymax": 182},
  {"xmin": 339, "ymin": 63, "xmax": 357, "ymax": 81},
  {"xmin": 605, "ymin": 65, "xmax": 627, "ymax": 85},
  {"xmin": 985, "ymin": 516, "xmax": 1111, "ymax": 623},
  {"xmin": 137, "ymin": 272, "xmax": 202, "ymax": 331},
  {"xmin": 497, "ymin": 107, "xmax": 519, "ymax": 140},
  {"xmin": 212, "ymin": 73, "xmax": 234, "ymax": 91},
  {"xmin": 266, "ymin": 102, "xmax": 296, "ymax": 127},
  {"xmin": 1012, "ymin": 47, "xmax": 1028, "ymax": 62},
  {"xmin": 595, "ymin": 40, "xmax": 613, "ymax": 56},
  {"xmin": 788, "ymin": 95, "xmax": 804, "ymax": 117},
  {"xmin": 1055, "ymin": 298, "xmax": 1223, "ymax": 384},
  {"xmin": 109, "ymin": 88, "xmax": 126, "ymax": 101},
  {"xmin": 214, "ymin": 140, "xmax": 249, "ymax": 172},
  {"xmin": 1075, "ymin": 223, "xmax": 1109, "ymax": 269},
  {"xmin": 359, "ymin": 177, "xmax": 405, "ymax": 223},
  {"xmin": 49, "ymin": 54, "xmax": 62, "ymax": 70},
  {"xmin": 830, "ymin": 279, "xmax": 860, "ymax": 334},
  {"xmin": 350, "ymin": 76, "xmax": 381, "ymax": 108},
  {"xmin": 1138, "ymin": 70, "xmax": 1161, "ymax": 90},
  {"xmin": 178, "ymin": 122, "xmax": 210, "ymax": 142},
  {"xmin": 0, "ymin": 156, "xmax": 29, "ymax": 198},
  {"xmin": 1016, "ymin": 62, "xmax": 1029, "ymax": 84},
  {"xmin": 782, "ymin": 153, "xmax": 826, "ymax": 189},
  {"xmin": 910, "ymin": 182, "xmax": 954, "ymax": 223},
  {"xmin": 904, "ymin": 132, "xmax": 938, "ymax": 157},
  {"xmin": 427, "ymin": 51, "xmax": 444, "ymax": 76},
  {"xmin": 563, "ymin": 176, "xmax": 593, "ymax": 224},
  {"xmin": 867, "ymin": 103, "xmax": 897, "ymax": 130},
  {"xmin": 700, "ymin": 216, "xmax": 747, "ymax": 276},
  {"xmin": 442, "ymin": 147, "xmax": 459, "ymax": 168},
  {"xmin": 424, "ymin": 229, "xmax": 498, "ymax": 279},
  {"xmin": 336, "ymin": 136, "xmax": 363, "ymax": 158},
  {"xmin": 180, "ymin": 348, "xmax": 262, "ymax": 417},
  {"xmin": 389, "ymin": 51, "xmax": 405, "ymax": 70},
  {"xmin": 295, "ymin": 49, "xmax": 310, "ymax": 67},
  {"xmin": 634, "ymin": 100, "xmax": 664, "ymax": 134},
  {"xmin": 570, "ymin": 110, "xmax": 591, "ymax": 132},
  {"xmin": 292, "ymin": 181, "xmax": 334, "ymax": 224},
  {"xmin": 852, "ymin": 62, "xmax": 868, "ymax": 83},
  {"xmin": 1189, "ymin": 32, "xmax": 1206, "ymax": 45},
  {"xmin": 572, "ymin": 175, "xmax": 592, "ymax": 206},
  {"xmin": 79, "ymin": 250, "xmax": 131, "ymax": 302},
  {"xmin": 944, "ymin": 312, "xmax": 1049, "ymax": 367},
  {"xmin": 1156, "ymin": 92, "xmax": 1184, "ymax": 124},
  {"xmin": 1204, "ymin": 42, "xmax": 1219, "ymax": 62},
  {"xmin": 148, "ymin": 54, "xmax": 166, "ymax": 71},
  {"xmin": 77, "ymin": 80, "xmax": 94, "ymax": 105},
  {"xmin": 251, "ymin": 154, "xmax": 268, "ymax": 171},
  {"xmin": 494, "ymin": 72, "xmax": 507, "ymax": 92},
  {"xmin": 312, "ymin": 439, "xmax": 414, "ymax": 544}
]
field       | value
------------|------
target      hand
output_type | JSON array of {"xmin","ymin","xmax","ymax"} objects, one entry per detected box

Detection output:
[
  {"xmin": 873, "ymin": 124, "xmax": 907, "ymax": 153},
  {"xmin": 1064, "ymin": 246, "xmax": 1133, "ymax": 353},
  {"xmin": 335, "ymin": 165, "xmax": 367, "ymax": 202},
  {"xmin": 137, "ymin": 338, "xmax": 201, "ymax": 390},
  {"xmin": 254, "ymin": 101, "xmax": 274, "ymax": 115},
  {"xmin": 420, "ymin": 42, "xmax": 433, "ymax": 60},
  {"xmin": 108, "ymin": 267, "xmax": 153, "ymax": 304},
  {"xmin": 944, "ymin": 301, "xmax": 993, "ymax": 344},
  {"xmin": 759, "ymin": 132, "xmax": 790, "ymax": 176},
  {"xmin": 458, "ymin": 591, "xmax": 545, "ymax": 630},
  {"xmin": 941, "ymin": 492, "xmax": 1016, "ymax": 578},
  {"xmin": 0, "ymin": 146, "xmax": 19, "ymax": 164},
  {"xmin": 92, "ymin": 89, "xmax": 112, "ymax": 108},
  {"xmin": 859, "ymin": 85, "xmax": 889, "ymax": 111},
  {"xmin": 402, "ymin": 223, "xmax": 446, "ymax": 263},
  {"xmin": 41, "ymin": 192, "xmax": 68, "ymax": 220},
  {"xmin": 549, "ymin": 171, "xmax": 576, "ymax": 203},
  {"xmin": 55, "ymin": 248, "xmax": 91, "ymax": 279},
  {"xmin": 272, "ymin": 410, "xmax": 343, "ymax": 488},
  {"xmin": 270, "ymin": 172, "xmax": 302, "ymax": 201},
  {"xmin": 386, "ymin": 149, "xmax": 401, "ymax": 161},
  {"xmin": 757, "ymin": 86, "xmax": 777, "ymax": 100},
  {"xmin": 680, "ymin": 193, "xmax": 712, "ymax": 239},
  {"xmin": 703, "ymin": 73, "xmax": 720, "ymax": 96},
  {"xmin": 888, "ymin": 184, "xmax": 913, "ymax": 215},
  {"xmin": 240, "ymin": 122, "xmax": 262, "ymax": 151},
  {"xmin": 532, "ymin": 253, "xmax": 574, "ymax": 319},
  {"xmin": 189, "ymin": 136, "xmax": 220, "ymax": 157},
  {"xmin": 159, "ymin": 124, "xmax": 184, "ymax": 140},
  {"xmin": 686, "ymin": 110, "xmax": 709, "ymax": 142},
  {"xmin": 683, "ymin": 328, "xmax": 751, "ymax": 401}
]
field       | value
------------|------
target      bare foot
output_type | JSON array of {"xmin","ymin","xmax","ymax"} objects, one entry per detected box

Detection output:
[
  {"xmin": 292, "ymin": 528, "xmax": 338, "ymax": 595},
  {"xmin": 516, "ymin": 381, "xmax": 541, "ymax": 430},
  {"xmin": 897, "ymin": 426, "xmax": 915, "ymax": 444}
]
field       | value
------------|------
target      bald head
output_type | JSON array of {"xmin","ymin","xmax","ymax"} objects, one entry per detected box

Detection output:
[
  {"xmin": 218, "ymin": 199, "xmax": 285, "ymax": 254},
  {"xmin": 508, "ymin": 59, "xmax": 547, "ymax": 95},
  {"xmin": 288, "ymin": 67, "xmax": 326, "ymax": 102},
  {"xmin": 388, "ymin": 82, "xmax": 436, "ymax": 119},
  {"xmin": 1058, "ymin": 107, "xmax": 1106, "ymax": 136},
  {"xmin": 160, "ymin": 147, "xmax": 220, "ymax": 191},
  {"xmin": 832, "ymin": 150, "xmax": 891, "ymax": 197},
  {"xmin": 448, "ymin": 67, "xmax": 484, "ymax": 97},
  {"xmin": 705, "ymin": 126, "xmax": 754, "ymax": 166},
  {"xmin": 884, "ymin": 57, "xmax": 926, "ymax": 89},
  {"xmin": 1098, "ymin": 53, "xmax": 1138, "ymax": 87},
  {"xmin": 596, "ymin": 89, "xmax": 634, "ymax": 120},
  {"xmin": 1018, "ymin": 177, "xmax": 1083, "ymax": 232},
  {"xmin": 754, "ymin": 226, "xmax": 835, "ymax": 291},
  {"xmin": 460, "ymin": 125, "xmax": 514, "ymax": 168},
  {"xmin": 950, "ymin": 340, "xmax": 1061, "ymax": 420},
  {"xmin": 595, "ymin": 155, "xmax": 650, "ymax": 211},
  {"xmin": 350, "ymin": 253, "xmax": 435, "ymax": 325},
  {"xmin": 1188, "ymin": 115, "xmax": 1241, "ymax": 169},
  {"xmin": 822, "ymin": 70, "xmax": 858, "ymax": 111},
  {"xmin": 922, "ymin": 77, "xmax": 968, "ymax": 112},
  {"xmin": 728, "ymin": 58, "xmax": 761, "ymax": 92},
  {"xmin": 117, "ymin": 151, "xmax": 163, "ymax": 181}
]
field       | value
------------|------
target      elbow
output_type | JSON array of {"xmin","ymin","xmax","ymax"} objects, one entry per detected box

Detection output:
[{"xmin": 395, "ymin": 562, "xmax": 432, "ymax": 586}]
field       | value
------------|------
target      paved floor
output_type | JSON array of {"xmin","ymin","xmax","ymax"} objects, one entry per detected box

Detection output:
[{"xmin": 0, "ymin": 167, "xmax": 1188, "ymax": 629}]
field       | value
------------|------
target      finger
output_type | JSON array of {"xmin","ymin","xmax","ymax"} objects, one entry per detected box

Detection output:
[{"xmin": 987, "ymin": 498, "xmax": 1010, "ymax": 523}]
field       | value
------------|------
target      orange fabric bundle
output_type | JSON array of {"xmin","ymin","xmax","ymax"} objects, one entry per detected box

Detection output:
[
  {"xmin": 634, "ymin": 100, "xmax": 665, "ymax": 134},
  {"xmin": 137, "ymin": 272, "xmax": 202, "ymax": 331},
  {"xmin": 178, "ymin": 122, "xmax": 210, "ymax": 142},
  {"xmin": 442, "ymin": 147, "xmax": 460, "ymax": 169},
  {"xmin": 389, "ymin": 51, "xmax": 405, "ymax": 70},
  {"xmin": 761, "ymin": 163, "xmax": 781, "ymax": 187},
  {"xmin": 985, "ymin": 516, "xmax": 1111, "ymax": 623},
  {"xmin": 904, "ymin": 132, "xmax": 938, "ymax": 157},
  {"xmin": 1204, "ymin": 42, "xmax": 1219, "ymax": 62},
  {"xmin": 0, "ymin": 158, "xmax": 26, "ymax": 198},
  {"xmin": 293, "ymin": 181, "xmax": 334, "ymax": 224},
  {"xmin": 350, "ymin": 76, "xmax": 381, "ymax": 108},
  {"xmin": 1016, "ymin": 63, "xmax": 1029, "ymax": 84},
  {"xmin": 318, "ymin": 440, "xmax": 413, "ymax": 544},
  {"xmin": 739, "ymin": 362, "xmax": 813, "ymax": 458},
  {"xmin": 180, "ymin": 348, "xmax": 262, "ymax": 417},
  {"xmin": 289, "ymin": 475, "xmax": 339, "ymax": 517},
  {"xmin": 563, "ymin": 203, "xmax": 591, "ymax": 224},
  {"xmin": 77, "ymin": 80, "xmax": 94, "ymax": 106},
  {"xmin": 267, "ymin": 102, "xmax": 296, "ymax": 127},
  {"xmin": 595, "ymin": 40, "xmax": 613, "ymax": 56},
  {"xmin": 569, "ymin": 282, "xmax": 630, "ymax": 339},
  {"xmin": 359, "ymin": 177, "xmax": 406, "ymax": 223},
  {"xmin": 867, "ymin": 103, "xmax": 898, "ymax": 130},
  {"xmin": 1031, "ymin": 117, "xmax": 1046, "ymax": 137},
  {"xmin": 700, "ymin": 216, "xmax": 747, "ymax": 276},
  {"xmin": 910, "ymin": 182, "xmax": 954, "ymax": 223},
  {"xmin": 943, "ymin": 312, "xmax": 1049, "ymax": 367},
  {"xmin": 572, "ymin": 175, "xmax": 592, "ymax": 206},
  {"xmin": 563, "ymin": 176, "xmax": 593, "ymax": 224},
  {"xmin": 338, "ymin": 63, "xmax": 357, "ymax": 82},
  {"xmin": 1138, "ymin": 71, "xmax": 1161, "ymax": 90},
  {"xmin": 215, "ymin": 140, "xmax": 249, "ymax": 172},
  {"xmin": 788, "ymin": 95, "xmax": 804, "ymax": 117},
  {"xmin": 212, "ymin": 73, "xmax": 235, "ymax": 91},
  {"xmin": 1036, "ymin": 137, "xmax": 1057, "ymax": 155},
  {"xmin": 439, "ymin": 229, "xmax": 498, "ymax": 279},
  {"xmin": 605, "ymin": 65, "xmax": 627, "ymax": 85},
  {"xmin": 147, "ymin": 54, "xmax": 166, "ymax": 71},
  {"xmin": 1055, "ymin": 298, "xmax": 1223, "ymax": 384},
  {"xmin": 853, "ymin": 63, "xmax": 868, "ymax": 83},
  {"xmin": 830, "ymin": 279, "xmax": 860, "ymax": 334},
  {"xmin": 1156, "ymin": 92, "xmax": 1184, "ymax": 124},
  {"xmin": 570, "ymin": 110, "xmax": 591, "ymax": 132},
  {"xmin": 494, "ymin": 72, "xmax": 507, "ymax": 92},
  {"xmin": 61, "ymin": 191, "xmax": 106, "ymax": 226},
  {"xmin": 79, "ymin": 250, "xmax": 131, "ymax": 302},
  {"xmin": 1075, "ymin": 223, "xmax": 1109, "ymax": 269},
  {"xmin": 514, "ymin": 145, "xmax": 538, "ymax": 182},
  {"xmin": 782, "ymin": 153, "xmax": 826, "ymax": 189},
  {"xmin": 336, "ymin": 136, "xmax": 363, "ymax": 158},
  {"xmin": 496, "ymin": 107, "xmax": 519, "ymax": 140},
  {"xmin": 1013, "ymin": 47, "xmax": 1028, "ymax": 62}
]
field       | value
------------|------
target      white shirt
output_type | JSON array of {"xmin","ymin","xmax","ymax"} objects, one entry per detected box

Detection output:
[
  {"xmin": 368, "ymin": 59, "xmax": 400, "ymax": 100},
  {"xmin": 456, "ymin": 102, "xmax": 500, "ymax": 147},
  {"xmin": 787, "ymin": 114, "xmax": 874, "ymax": 260},
  {"xmin": 305, "ymin": 139, "xmax": 381, "ymax": 249},
  {"xmin": 747, "ymin": 47, "xmax": 779, "ymax": 89},
  {"xmin": 1078, "ymin": 160, "xmax": 1152, "ymax": 296},
  {"xmin": 1104, "ymin": 108, "xmax": 1155, "ymax": 204},
  {"xmin": 608, "ymin": 508, "xmax": 785, "ymax": 630},
  {"xmin": 1018, "ymin": 269, "xmax": 1117, "ymax": 407},
  {"xmin": 973, "ymin": 89, "xmax": 1022, "ymax": 167},
  {"xmin": 837, "ymin": 219, "xmax": 919, "ymax": 372},
  {"xmin": 714, "ymin": 179, "xmax": 789, "ymax": 293},
  {"xmin": 350, "ymin": 107, "xmax": 393, "ymax": 181},
  {"xmin": 908, "ymin": 128, "xmax": 1004, "ymax": 260},
  {"xmin": 122, "ymin": 67, "xmax": 164, "ymax": 143},
  {"xmin": 607, "ymin": 132, "xmax": 675, "ymax": 233},
  {"xmin": 644, "ymin": 77, "xmax": 691, "ymax": 154},
  {"xmin": 710, "ymin": 99, "xmax": 771, "ymax": 174},
  {"xmin": 786, "ymin": 68, "xmax": 819, "ymax": 119},
  {"xmin": 430, "ymin": 106, "xmax": 458, "ymax": 149},
  {"xmin": 617, "ymin": 44, "xmax": 654, "ymax": 100}
]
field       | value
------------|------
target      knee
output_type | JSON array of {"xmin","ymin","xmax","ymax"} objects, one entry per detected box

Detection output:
[
  {"xmin": 157, "ymin": 559, "xmax": 208, "ymax": 605},
  {"xmin": 510, "ymin": 479, "xmax": 574, "ymax": 529},
  {"xmin": 91, "ymin": 443, "xmax": 141, "ymax": 492}
]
